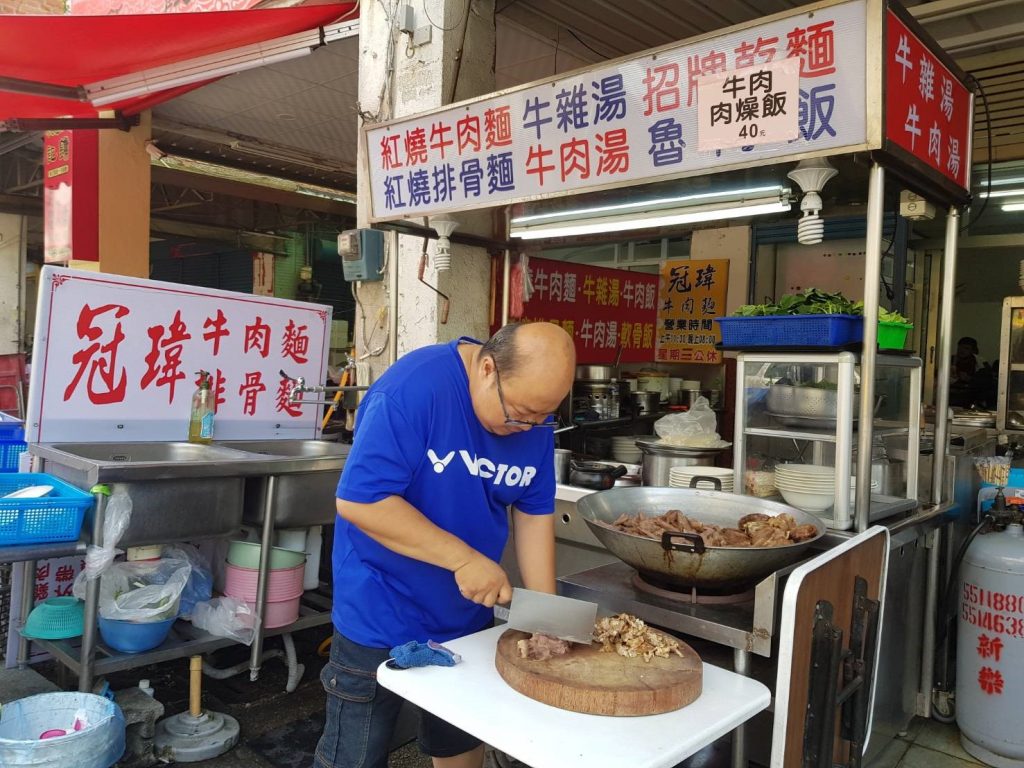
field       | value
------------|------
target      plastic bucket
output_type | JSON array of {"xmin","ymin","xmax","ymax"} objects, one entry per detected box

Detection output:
[
  {"xmin": 224, "ymin": 562, "xmax": 304, "ymax": 602},
  {"xmin": 0, "ymin": 692, "xmax": 125, "ymax": 768},
  {"xmin": 877, "ymin": 321, "xmax": 913, "ymax": 350}
]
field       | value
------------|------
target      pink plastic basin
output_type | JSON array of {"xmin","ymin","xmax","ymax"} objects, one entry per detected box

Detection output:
[{"xmin": 224, "ymin": 563, "xmax": 304, "ymax": 602}]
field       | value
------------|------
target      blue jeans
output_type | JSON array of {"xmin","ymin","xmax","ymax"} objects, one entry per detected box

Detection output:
[{"xmin": 314, "ymin": 630, "xmax": 481, "ymax": 768}]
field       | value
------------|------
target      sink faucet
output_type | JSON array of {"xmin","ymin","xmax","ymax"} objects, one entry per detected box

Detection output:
[{"xmin": 280, "ymin": 370, "xmax": 368, "ymax": 406}]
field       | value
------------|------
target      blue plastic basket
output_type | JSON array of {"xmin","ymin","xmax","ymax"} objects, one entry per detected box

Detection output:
[
  {"xmin": 0, "ymin": 473, "xmax": 93, "ymax": 546},
  {"xmin": 0, "ymin": 439, "xmax": 28, "ymax": 472},
  {"xmin": 0, "ymin": 413, "xmax": 24, "ymax": 440},
  {"xmin": 715, "ymin": 314, "xmax": 864, "ymax": 348}
]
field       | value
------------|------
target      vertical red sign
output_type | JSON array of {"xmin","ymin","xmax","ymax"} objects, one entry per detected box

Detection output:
[
  {"xmin": 885, "ymin": 11, "xmax": 972, "ymax": 192},
  {"xmin": 43, "ymin": 130, "xmax": 99, "ymax": 264}
]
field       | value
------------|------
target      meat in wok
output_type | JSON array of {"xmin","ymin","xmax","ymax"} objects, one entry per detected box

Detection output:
[{"xmin": 597, "ymin": 510, "xmax": 818, "ymax": 548}]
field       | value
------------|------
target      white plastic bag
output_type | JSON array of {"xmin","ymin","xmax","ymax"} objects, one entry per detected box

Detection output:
[
  {"xmin": 191, "ymin": 597, "xmax": 257, "ymax": 646},
  {"xmin": 74, "ymin": 557, "xmax": 191, "ymax": 622},
  {"xmin": 81, "ymin": 489, "xmax": 133, "ymax": 580},
  {"xmin": 653, "ymin": 396, "xmax": 730, "ymax": 448}
]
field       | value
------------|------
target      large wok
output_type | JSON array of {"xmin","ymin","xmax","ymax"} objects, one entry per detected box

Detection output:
[{"xmin": 576, "ymin": 485, "xmax": 826, "ymax": 591}]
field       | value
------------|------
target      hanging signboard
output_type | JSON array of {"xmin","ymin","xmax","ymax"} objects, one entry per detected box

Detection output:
[
  {"xmin": 883, "ymin": 8, "xmax": 973, "ymax": 195},
  {"xmin": 655, "ymin": 258, "xmax": 730, "ymax": 364},
  {"xmin": 43, "ymin": 130, "xmax": 98, "ymax": 264},
  {"xmin": 502, "ymin": 258, "xmax": 659, "ymax": 364},
  {"xmin": 364, "ymin": 0, "xmax": 869, "ymax": 221},
  {"xmin": 26, "ymin": 267, "xmax": 330, "ymax": 442}
]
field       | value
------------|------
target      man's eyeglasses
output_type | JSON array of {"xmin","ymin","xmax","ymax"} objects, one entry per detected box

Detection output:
[{"xmin": 493, "ymin": 360, "xmax": 556, "ymax": 428}]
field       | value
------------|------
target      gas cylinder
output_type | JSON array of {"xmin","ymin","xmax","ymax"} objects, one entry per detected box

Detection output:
[{"xmin": 957, "ymin": 523, "xmax": 1024, "ymax": 767}]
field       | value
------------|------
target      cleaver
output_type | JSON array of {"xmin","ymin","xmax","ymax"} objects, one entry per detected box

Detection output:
[{"xmin": 503, "ymin": 588, "xmax": 598, "ymax": 644}]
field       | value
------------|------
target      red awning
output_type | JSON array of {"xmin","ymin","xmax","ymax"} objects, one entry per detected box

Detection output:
[{"xmin": 0, "ymin": 3, "xmax": 357, "ymax": 124}]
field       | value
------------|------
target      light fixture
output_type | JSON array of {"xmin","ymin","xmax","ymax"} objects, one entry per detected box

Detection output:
[
  {"xmin": 84, "ymin": 20, "xmax": 358, "ymax": 107},
  {"xmin": 787, "ymin": 158, "xmax": 838, "ymax": 245},
  {"xmin": 1002, "ymin": 202, "xmax": 1024, "ymax": 212},
  {"xmin": 430, "ymin": 215, "xmax": 459, "ymax": 271},
  {"xmin": 979, "ymin": 188, "xmax": 1024, "ymax": 199},
  {"xmin": 509, "ymin": 186, "xmax": 791, "ymax": 240}
]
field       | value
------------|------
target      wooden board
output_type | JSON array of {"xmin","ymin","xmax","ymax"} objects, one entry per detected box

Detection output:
[{"xmin": 494, "ymin": 629, "xmax": 702, "ymax": 716}]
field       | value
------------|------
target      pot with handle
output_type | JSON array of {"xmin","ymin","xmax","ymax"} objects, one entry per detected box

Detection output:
[
  {"xmin": 575, "ymin": 484, "xmax": 825, "ymax": 590},
  {"xmin": 569, "ymin": 461, "xmax": 628, "ymax": 491}
]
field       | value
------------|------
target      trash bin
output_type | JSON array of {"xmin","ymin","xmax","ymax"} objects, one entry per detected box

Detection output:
[{"xmin": 0, "ymin": 692, "xmax": 125, "ymax": 768}]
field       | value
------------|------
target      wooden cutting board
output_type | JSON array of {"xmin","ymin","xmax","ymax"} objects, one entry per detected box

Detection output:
[{"xmin": 494, "ymin": 629, "xmax": 702, "ymax": 716}]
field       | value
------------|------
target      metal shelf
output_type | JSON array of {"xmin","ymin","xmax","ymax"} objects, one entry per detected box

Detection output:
[
  {"xmin": 744, "ymin": 424, "xmax": 911, "ymax": 443},
  {"xmin": 31, "ymin": 591, "xmax": 333, "ymax": 677}
]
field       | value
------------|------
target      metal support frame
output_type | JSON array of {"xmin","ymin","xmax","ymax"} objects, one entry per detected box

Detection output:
[
  {"xmin": 250, "ymin": 476, "xmax": 277, "ymax": 681},
  {"xmin": 931, "ymin": 208, "xmax": 960, "ymax": 505},
  {"xmin": 1, "ymin": 115, "xmax": 141, "ymax": 133},
  {"xmin": 78, "ymin": 490, "xmax": 108, "ymax": 691},
  {"xmin": 732, "ymin": 648, "xmax": 752, "ymax": 768}
]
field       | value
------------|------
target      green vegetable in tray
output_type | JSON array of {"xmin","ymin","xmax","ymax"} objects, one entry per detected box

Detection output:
[
  {"xmin": 879, "ymin": 308, "xmax": 911, "ymax": 324},
  {"xmin": 733, "ymin": 288, "xmax": 908, "ymax": 323}
]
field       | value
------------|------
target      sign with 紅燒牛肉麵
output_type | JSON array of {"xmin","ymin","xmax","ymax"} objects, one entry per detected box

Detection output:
[{"xmin": 26, "ymin": 266, "xmax": 331, "ymax": 443}]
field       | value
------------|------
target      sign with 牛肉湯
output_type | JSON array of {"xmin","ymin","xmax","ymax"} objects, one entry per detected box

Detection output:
[
  {"xmin": 364, "ymin": 0, "xmax": 868, "ymax": 221},
  {"xmin": 697, "ymin": 59, "xmax": 800, "ymax": 151},
  {"xmin": 26, "ymin": 267, "xmax": 331, "ymax": 443}
]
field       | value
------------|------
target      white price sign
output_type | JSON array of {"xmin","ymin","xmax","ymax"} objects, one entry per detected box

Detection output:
[{"xmin": 697, "ymin": 59, "xmax": 800, "ymax": 151}]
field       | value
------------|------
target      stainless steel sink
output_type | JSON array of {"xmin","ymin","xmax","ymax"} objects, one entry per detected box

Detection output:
[
  {"xmin": 217, "ymin": 440, "xmax": 349, "ymax": 528},
  {"xmin": 29, "ymin": 442, "xmax": 265, "ymax": 546}
]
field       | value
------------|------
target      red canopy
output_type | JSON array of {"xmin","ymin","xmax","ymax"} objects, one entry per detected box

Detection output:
[{"xmin": 0, "ymin": 3, "xmax": 357, "ymax": 122}]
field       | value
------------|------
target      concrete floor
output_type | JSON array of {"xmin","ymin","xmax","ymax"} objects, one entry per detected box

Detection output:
[{"xmin": 20, "ymin": 625, "xmax": 987, "ymax": 768}]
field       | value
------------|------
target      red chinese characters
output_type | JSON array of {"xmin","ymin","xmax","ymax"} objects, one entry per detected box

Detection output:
[
  {"xmin": 281, "ymin": 320, "xmax": 310, "ymax": 364},
  {"xmin": 64, "ymin": 302, "xmax": 130, "ymax": 405},
  {"xmin": 238, "ymin": 372, "xmax": 267, "ymax": 416},
  {"xmin": 245, "ymin": 316, "xmax": 272, "ymax": 358},
  {"xmin": 203, "ymin": 309, "xmax": 230, "ymax": 356},
  {"xmin": 276, "ymin": 376, "xmax": 303, "ymax": 417},
  {"xmin": 979, "ymin": 666, "xmax": 1005, "ymax": 696},
  {"xmin": 977, "ymin": 633, "xmax": 1004, "ymax": 662},
  {"xmin": 141, "ymin": 310, "xmax": 191, "ymax": 404}
]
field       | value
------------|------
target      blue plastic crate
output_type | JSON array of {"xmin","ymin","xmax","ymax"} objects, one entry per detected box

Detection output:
[
  {"xmin": 715, "ymin": 314, "xmax": 865, "ymax": 348},
  {"xmin": 0, "ymin": 473, "xmax": 93, "ymax": 546},
  {"xmin": 0, "ymin": 413, "xmax": 24, "ymax": 441},
  {"xmin": 0, "ymin": 438, "xmax": 27, "ymax": 472}
]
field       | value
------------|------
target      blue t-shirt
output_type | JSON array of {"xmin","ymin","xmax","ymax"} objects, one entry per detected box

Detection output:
[{"xmin": 333, "ymin": 338, "xmax": 555, "ymax": 648}]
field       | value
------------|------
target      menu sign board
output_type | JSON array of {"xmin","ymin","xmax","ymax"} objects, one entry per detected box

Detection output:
[
  {"xmin": 26, "ymin": 267, "xmax": 330, "ymax": 442},
  {"xmin": 697, "ymin": 59, "xmax": 801, "ymax": 151},
  {"xmin": 365, "ymin": 0, "xmax": 868, "ymax": 221},
  {"xmin": 507, "ymin": 257, "xmax": 659, "ymax": 364},
  {"xmin": 655, "ymin": 258, "xmax": 729, "ymax": 364}
]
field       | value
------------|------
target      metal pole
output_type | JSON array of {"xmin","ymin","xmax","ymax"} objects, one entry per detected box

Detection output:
[
  {"xmin": 731, "ymin": 648, "xmax": 751, "ymax": 768},
  {"xmin": 16, "ymin": 559, "xmax": 35, "ymax": 669},
  {"xmin": 389, "ymin": 230, "xmax": 399, "ymax": 366},
  {"xmin": 932, "ymin": 207, "xmax": 960, "ymax": 504},
  {"xmin": 502, "ymin": 251, "xmax": 511, "ymax": 326},
  {"xmin": 250, "ymin": 475, "xmax": 277, "ymax": 681},
  {"xmin": 79, "ymin": 491, "xmax": 108, "ymax": 692},
  {"xmin": 920, "ymin": 528, "xmax": 940, "ymax": 718},
  {"xmin": 856, "ymin": 163, "xmax": 885, "ymax": 532}
]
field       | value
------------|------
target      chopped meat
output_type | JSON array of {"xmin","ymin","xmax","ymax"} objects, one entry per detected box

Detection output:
[
  {"xmin": 738, "ymin": 513, "xmax": 769, "ymax": 528},
  {"xmin": 516, "ymin": 633, "xmax": 571, "ymax": 661},
  {"xmin": 597, "ymin": 508, "xmax": 819, "ymax": 549},
  {"xmin": 594, "ymin": 613, "xmax": 684, "ymax": 663}
]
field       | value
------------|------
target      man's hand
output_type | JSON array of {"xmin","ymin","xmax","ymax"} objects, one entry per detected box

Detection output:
[{"xmin": 452, "ymin": 551, "xmax": 512, "ymax": 608}]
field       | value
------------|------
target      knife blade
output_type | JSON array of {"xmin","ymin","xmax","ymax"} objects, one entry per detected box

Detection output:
[{"xmin": 503, "ymin": 588, "xmax": 598, "ymax": 644}]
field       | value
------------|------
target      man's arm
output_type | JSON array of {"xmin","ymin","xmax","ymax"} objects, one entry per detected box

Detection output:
[
  {"xmin": 338, "ymin": 497, "xmax": 512, "ymax": 607},
  {"xmin": 511, "ymin": 508, "xmax": 556, "ymax": 594}
]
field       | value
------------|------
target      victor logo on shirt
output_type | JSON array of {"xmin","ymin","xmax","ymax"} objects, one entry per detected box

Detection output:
[{"xmin": 426, "ymin": 449, "xmax": 537, "ymax": 487}]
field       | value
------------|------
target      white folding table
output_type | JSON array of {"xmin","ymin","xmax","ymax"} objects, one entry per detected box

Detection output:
[{"xmin": 378, "ymin": 625, "xmax": 770, "ymax": 768}]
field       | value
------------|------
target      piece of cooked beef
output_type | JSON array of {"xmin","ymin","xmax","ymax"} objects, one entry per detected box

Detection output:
[{"xmin": 516, "ymin": 632, "xmax": 572, "ymax": 661}]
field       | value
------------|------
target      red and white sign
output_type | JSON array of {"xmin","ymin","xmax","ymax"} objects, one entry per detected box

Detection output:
[
  {"xmin": 26, "ymin": 267, "xmax": 331, "ymax": 442},
  {"xmin": 43, "ymin": 130, "xmax": 99, "ymax": 264},
  {"xmin": 885, "ymin": 11, "xmax": 972, "ymax": 192},
  {"xmin": 698, "ymin": 59, "xmax": 801, "ymax": 152},
  {"xmin": 497, "ymin": 258, "xmax": 659, "ymax": 364}
]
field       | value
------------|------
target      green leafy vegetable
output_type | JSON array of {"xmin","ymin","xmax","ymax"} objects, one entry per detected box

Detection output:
[{"xmin": 732, "ymin": 288, "xmax": 906, "ymax": 322}]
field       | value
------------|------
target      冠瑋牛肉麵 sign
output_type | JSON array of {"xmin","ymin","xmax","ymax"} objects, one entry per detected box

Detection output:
[{"xmin": 364, "ymin": 0, "xmax": 868, "ymax": 222}]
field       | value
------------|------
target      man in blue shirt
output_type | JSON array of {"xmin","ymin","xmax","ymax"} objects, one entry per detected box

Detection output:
[{"xmin": 315, "ymin": 321, "xmax": 575, "ymax": 768}]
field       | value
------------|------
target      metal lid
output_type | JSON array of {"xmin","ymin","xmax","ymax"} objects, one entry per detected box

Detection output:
[{"xmin": 634, "ymin": 436, "xmax": 728, "ymax": 457}]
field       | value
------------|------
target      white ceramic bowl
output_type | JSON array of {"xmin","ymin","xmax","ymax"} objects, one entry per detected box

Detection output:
[{"xmin": 778, "ymin": 486, "xmax": 835, "ymax": 512}]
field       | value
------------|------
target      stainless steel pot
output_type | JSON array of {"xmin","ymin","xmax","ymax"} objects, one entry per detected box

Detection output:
[
  {"xmin": 554, "ymin": 449, "xmax": 571, "ymax": 484},
  {"xmin": 575, "ymin": 365, "xmax": 614, "ymax": 381},
  {"xmin": 631, "ymin": 391, "xmax": 661, "ymax": 415},
  {"xmin": 635, "ymin": 436, "xmax": 721, "ymax": 486},
  {"xmin": 575, "ymin": 486, "xmax": 826, "ymax": 590}
]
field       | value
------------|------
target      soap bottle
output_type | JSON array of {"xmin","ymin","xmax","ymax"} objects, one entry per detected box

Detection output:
[{"xmin": 188, "ymin": 370, "xmax": 215, "ymax": 443}]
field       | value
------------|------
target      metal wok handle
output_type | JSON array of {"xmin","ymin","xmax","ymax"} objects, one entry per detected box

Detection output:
[
  {"xmin": 688, "ymin": 476, "xmax": 723, "ymax": 491},
  {"xmin": 661, "ymin": 531, "xmax": 707, "ymax": 554}
]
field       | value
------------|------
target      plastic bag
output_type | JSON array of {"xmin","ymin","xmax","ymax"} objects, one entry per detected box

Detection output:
[
  {"xmin": 162, "ymin": 544, "xmax": 213, "ymax": 619},
  {"xmin": 74, "ymin": 557, "xmax": 191, "ymax": 622},
  {"xmin": 653, "ymin": 396, "xmax": 730, "ymax": 448},
  {"xmin": 191, "ymin": 597, "xmax": 257, "ymax": 646},
  {"xmin": 81, "ymin": 489, "xmax": 133, "ymax": 580}
]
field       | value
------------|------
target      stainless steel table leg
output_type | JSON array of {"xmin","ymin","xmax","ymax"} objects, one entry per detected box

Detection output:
[
  {"xmin": 16, "ymin": 559, "xmax": 35, "ymax": 669},
  {"xmin": 732, "ymin": 648, "xmax": 752, "ymax": 768},
  {"xmin": 250, "ymin": 475, "xmax": 277, "ymax": 681},
  {"xmin": 79, "ymin": 491, "xmax": 108, "ymax": 692}
]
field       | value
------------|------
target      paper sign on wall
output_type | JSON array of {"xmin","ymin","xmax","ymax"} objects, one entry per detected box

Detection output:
[
  {"xmin": 698, "ymin": 59, "xmax": 800, "ymax": 151},
  {"xmin": 655, "ymin": 258, "xmax": 730, "ymax": 364}
]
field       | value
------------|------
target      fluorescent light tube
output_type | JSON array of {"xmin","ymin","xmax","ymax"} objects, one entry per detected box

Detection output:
[
  {"xmin": 978, "ymin": 188, "xmax": 1024, "ymax": 199},
  {"xmin": 511, "ymin": 196, "xmax": 790, "ymax": 239},
  {"xmin": 86, "ymin": 29, "xmax": 321, "ymax": 106},
  {"xmin": 1002, "ymin": 202, "xmax": 1024, "ymax": 212}
]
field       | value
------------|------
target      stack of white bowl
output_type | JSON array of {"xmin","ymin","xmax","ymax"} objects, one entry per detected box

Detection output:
[
  {"xmin": 774, "ymin": 464, "xmax": 836, "ymax": 512},
  {"xmin": 611, "ymin": 436, "xmax": 643, "ymax": 464},
  {"xmin": 669, "ymin": 466, "xmax": 734, "ymax": 491}
]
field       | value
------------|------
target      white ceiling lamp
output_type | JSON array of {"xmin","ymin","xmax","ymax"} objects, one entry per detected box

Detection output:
[
  {"xmin": 509, "ymin": 186, "xmax": 791, "ymax": 240},
  {"xmin": 430, "ymin": 215, "xmax": 459, "ymax": 271},
  {"xmin": 85, "ymin": 20, "xmax": 358, "ymax": 107},
  {"xmin": 787, "ymin": 157, "xmax": 838, "ymax": 245},
  {"xmin": 1002, "ymin": 202, "xmax": 1024, "ymax": 212}
]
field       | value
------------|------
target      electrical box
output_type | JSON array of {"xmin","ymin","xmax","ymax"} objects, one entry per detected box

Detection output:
[
  {"xmin": 338, "ymin": 229, "xmax": 384, "ymax": 282},
  {"xmin": 899, "ymin": 189, "xmax": 936, "ymax": 221}
]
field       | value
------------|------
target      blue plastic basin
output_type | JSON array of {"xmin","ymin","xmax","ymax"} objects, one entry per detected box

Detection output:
[{"xmin": 98, "ymin": 617, "xmax": 174, "ymax": 654}]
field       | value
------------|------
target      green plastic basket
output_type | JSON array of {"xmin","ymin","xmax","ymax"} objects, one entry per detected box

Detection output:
[
  {"xmin": 21, "ymin": 597, "xmax": 84, "ymax": 640},
  {"xmin": 878, "ymin": 321, "xmax": 913, "ymax": 350}
]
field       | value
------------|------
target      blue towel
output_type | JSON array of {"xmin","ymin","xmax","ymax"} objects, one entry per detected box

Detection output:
[{"xmin": 388, "ymin": 640, "xmax": 462, "ymax": 669}]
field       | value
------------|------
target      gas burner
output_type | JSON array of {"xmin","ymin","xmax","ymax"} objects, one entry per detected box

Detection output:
[{"xmin": 631, "ymin": 572, "xmax": 755, "ymax": 605}]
